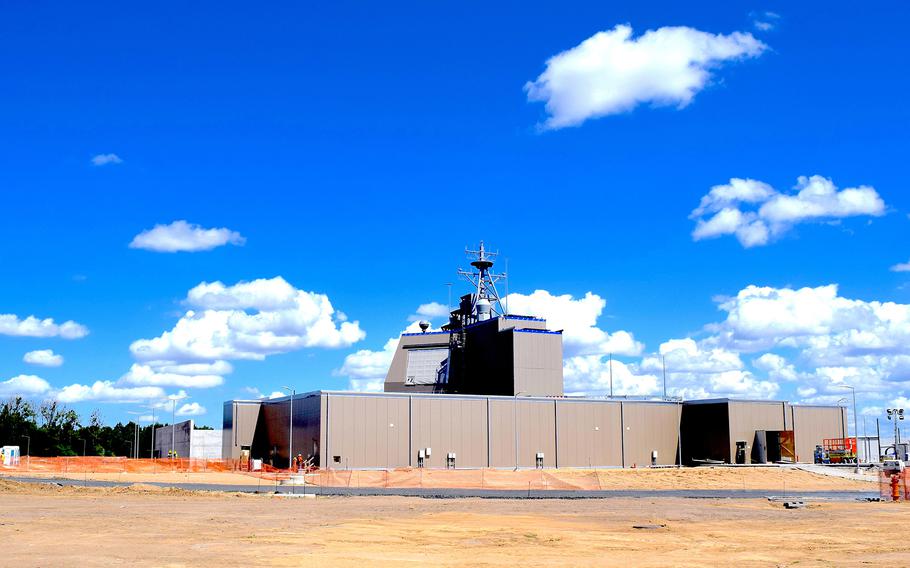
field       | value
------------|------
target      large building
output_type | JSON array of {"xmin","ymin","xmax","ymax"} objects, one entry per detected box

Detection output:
[{"xmin": 223, "ymin": 243, "xmax": 847, "ymax": 469}]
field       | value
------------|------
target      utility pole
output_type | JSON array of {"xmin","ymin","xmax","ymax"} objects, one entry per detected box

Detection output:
[
  {"xmin": 608, "ymin": 354, "xmax": 613, "ymax": 398},
  {"xmin": 662, "ymin": 355, "xmax": 667, "ymax": 400},
  {"xmin": 171, "ymin": 398, "xmax": 176, "ymax": 459},
  {"xmin": 283, "ymin": 387, "xmax": 295, "ymax": 470},
  {"xmin": 837, "ymin": 385, "xmax": 859, "ymax": 473},
  {"xmin": 22, "ymin": 435, "xmax": 30, "ymax": 471},
  {"xmin": 150, "ymin": 406, "xmax": 156, "ymax": 459}
]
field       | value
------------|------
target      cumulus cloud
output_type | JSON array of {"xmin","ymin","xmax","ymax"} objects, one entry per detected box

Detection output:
[
  {"xmin": 129, "ymin": 220, "xmax": 246, "ymax": 253},
  {"xmin": 0, "ymin": 314, "xmax": 88, "ymax": 339},
  {"xmin": 56, "ymin": 381, "xmax": 165, "ymax": 403},
  {"xmin": 525, "ymin": 24, "xmax": 766, "ymax": 129},
  {"xmin": 118, "ymin": 363, "xmax": 224, "ymax": 389},
  {"xmin": 691, "ymin": 175, "xmax": 886, "ymax": 247},
  {"xmin": 505, "ymin": 290, "xmax": 643, "ymax": 356},
  {"xmin": 130, "ymin": 276, "xmax": 364, "ymax": 363},
  {"xmin": 639, "ymin": 338, "xmax": 779, "ymax": 399},
  {"xmin": 337, "ymin": 337, "xmax": 399, "ymax": 392},
  {"xmin": 91, "ymin": 153, "xmax": 123, "ymax": 166},
  {"xmin": 175, "ymin": 402, "xmax": 206, "ymax": 416},
  {"xmin": 0, "ymin": 375, "xmax": 52, "ymax": 397},
  {"xmin": 890, "ymin": 260, "xmax": 910, "ymax": 273},
  {"xmin": 408, "ymin": 302, "xmax": 450, "ymax": 321},
  {"xmin": 564, "ymin": 356, "xmax": 659, "ymax": 396},
  {"xmin": 23, "ymin": 349, "xmax": 64, "ymax": 367}
]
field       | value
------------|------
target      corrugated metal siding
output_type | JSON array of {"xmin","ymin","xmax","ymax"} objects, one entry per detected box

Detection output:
[
  {"xmin": 224, "ymin": 401, "xmax": 260, "ymax": 460},
  {"xmin": 324, "ymin": 394, "xmax": 410, "ymax": 468},
  {"xmin": 728, "ymin": 401, "xmax": 787, "ymax": 463},
  {"xmin": 410, "ymin": 397, "xmax": 488, "ymax": 467},
  {"xmin": 622, "ymin": 402, "xmax": 681, "ymax": 466},
  {"xmin": 512, "ymin": 332, "xmax": 563, "ymax": 397},
  {"xmin": 487, "ymin": 399, "xmax": 557, "ymax": 467},
  {"xmin": 792, "ymin": 405, "xmax": 847, "ymax": 463},
  {"xmin": 555, "ymin": 400, "xmax": 623, "ymax": 467}
]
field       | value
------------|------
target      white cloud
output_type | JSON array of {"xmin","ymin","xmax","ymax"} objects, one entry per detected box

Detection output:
[
  {"xmin": 505, "ymin": 290, "xmax": 643, "ymax": 356},
  {"xmin": 118, "ymin": 363, "xmax": 224, "ymax": 389},
  {"xmin": 175, "ymin": 402, "xmax": 206, "ymax": 416},
  {"xmin": 0, "ymin": 314, "xmax": 88, "ymax": 339},
  {"xmin": 752, "ymin": 11, "xmax": 780, "ymax": 32},
  {"xmin": 23, "ymin": 349, "xmax": 64, "ymax": 367},
  {"xmin": 56, "ymin": 381, "xmax": 165, "ymax": 404},
  {"xmin": 91, "ymin": 153, "xmax": 123, "ymax": 166},
  {"xmin": 891, "ymin": 260, "xmax": 910, "ymax": 273},
  {"xmin": 130, "ymin": 276, "xmax": 365, "ymax": 363},
  {"xmin": 337, "ymin": 337, "xmax": 399, "ymax": 392},
  {"xmin": 691, "ymin": 175, "xmax": 886, "ymax": 247},
  {"xmin": 752, "ymin": 353, "xmax": 800, "ymax": 382},
  {"xmin": 268, "ymin": 391, "xmax": 285, "ymax": 399},
  {"xmin": 0, "ymin": 375, "xmax": 52, "ymax": 397},
  {"xmin": 129, "ymin": 220, "xmax": 246, "ymax": 253},
  {"xmin": 525, "ymin": 24, "xmax": 766, "ymax": 129},
  {"xmin": 564, "ymin": 356, "xmax": 659, "ymax": 396},
  {"xmin": 408, "ymin": 302, "xmax": 449, "ymax": 321}
]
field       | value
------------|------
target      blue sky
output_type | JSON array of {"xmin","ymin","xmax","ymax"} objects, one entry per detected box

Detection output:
[{"xmin": 1, "ymin": 2, "xmax": 908, "ymax": 432}]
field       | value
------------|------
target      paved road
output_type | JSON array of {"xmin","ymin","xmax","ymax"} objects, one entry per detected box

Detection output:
[{"xmin": 4, "ymin": 475, "xmax": 879, "ymax": 501}]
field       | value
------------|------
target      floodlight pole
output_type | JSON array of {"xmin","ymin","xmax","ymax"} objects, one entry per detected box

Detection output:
[
  {"xmin": 284, "ymin": 387, "xmax": 295, "ymax": 471},
  {"xmin": 171, "ymin": 399, "xmax": 176, "ymax": 459},
  {"xmin": 837, "ymin": 385, "xmax": 859, "ymax": 473},
  {"xmin": 22, "ymin": 435, "xmax": 30, "ymax": 471}
]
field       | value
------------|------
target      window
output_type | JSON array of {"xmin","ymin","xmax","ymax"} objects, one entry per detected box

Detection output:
[{"xmin": 405, "ymin": 348, "xmax": 449, "ymax": 385}]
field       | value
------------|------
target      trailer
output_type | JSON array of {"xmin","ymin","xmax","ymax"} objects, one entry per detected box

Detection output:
[{"xmin": 820, "ymin": 438, "xmax": 857, "ymax": 464}]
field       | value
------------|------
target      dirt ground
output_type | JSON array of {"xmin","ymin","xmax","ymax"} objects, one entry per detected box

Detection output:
[
  {"xmin": 1, "ymin": 465, "xmax": 877, "ymax": 491},
  {"xmin": 0, "ymin": 479, "xmax": 906, "ymax": 567}
]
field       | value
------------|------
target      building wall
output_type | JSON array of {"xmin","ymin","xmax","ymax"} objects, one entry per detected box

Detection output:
[
  {"xmin": 790, "ymin": 405, "xmax": 847, "ymax": 463},
  {"xmin": 222, "ymin": 401, "xmax": 261, "ymax": 460},
  {"xmin": 512, "ymin": 330, "xmax": 564, "ymax": 397},
  {"xmin": 155, "ymin": 420, "xmax": 192, "ymax": 458},
  {"xmin": 487, "ymin": 398, "xmax": 558, "ymax": 468},
  {"xmin": 555, "ymin": 400, "xmax": 623, "ymax": 467},
  {"xmin": 189, "ymin": 429, "xmax": 223, "ymax": 459},
  {"xmin": 410, "ymin": 396, "xmax": 488, "ymax": 468},
  {"xmin": 384, "ymin": 332, "xmax": 451, "ymax": 393},
  {"xmin": 323, "ymin": 393, "xmax": 410, "ymax": 468},
  {"xmin": 622, "ymin": 402, "xmax": 681, "ymax": 467},
  {"xmin": 728, "ymin": 401, "xmax": 788, "ymax": 464}
]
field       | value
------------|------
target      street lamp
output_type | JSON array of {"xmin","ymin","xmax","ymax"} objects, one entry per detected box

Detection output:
[
  {"xmin": 836, "ymin": 385, "xmax": 859, "ymax": 473},
  {"xmin": 886, "ymin": 408, "xmax": 905, "ymax": 459},
  {"xmin": 22, "ymin": 435, "xmax": 30, "ymax": 471},
  {"xmin": 513, "ymin": 391, "xmax": 527, "ymax": 471},
  {"xmin": 283, "ymin": 386, "xmax": 295, "ymax": 471}
]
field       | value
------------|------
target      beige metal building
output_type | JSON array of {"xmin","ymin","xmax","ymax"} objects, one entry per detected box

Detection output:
[
  {"xmin": 681, "ymin": 399, "xmax": 847, "ymax": 465},
  {"xmin": 224, "ymin": 392, "xmax": 847, "ymax": 469},
  {"xmin": 224, "ymin": 391, "xmax": 684, "ymax": 469}
]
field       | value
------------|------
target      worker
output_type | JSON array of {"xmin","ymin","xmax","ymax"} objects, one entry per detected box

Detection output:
[
  {"xmin": 297, "ymin": 453, "xmax": 304, "ymax": 471},
  {"xmin": 891, "ymin": 474, "xmax": 901, "ymax": 502}
]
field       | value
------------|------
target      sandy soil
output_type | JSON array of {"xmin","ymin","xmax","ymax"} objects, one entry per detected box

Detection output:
[
  {"xmin": 1, "ymin": 465, "xmax": 877, "ymax": 491},
  {"xmin": 0, "ymin": 479, "xmax": 906, "ymax": 567}
]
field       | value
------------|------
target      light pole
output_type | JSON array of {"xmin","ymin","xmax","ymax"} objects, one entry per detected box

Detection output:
[
  {"xmin": 171, "ymin": 398, "xmax": 177, "ymax": 459},
  {"xmin": 837, "ymin": 385, "xmax": 859, "ymax": 473},
  {"xmin": 283, "ymin": 386, "xmax": 295, "ymax": 471},
  {"xmin": 150, "ymin": 406, "xmax": 156, "ymax": 459},
  {"xmin": 514, "ymin": 391, "xmax": 527, "ymax": 471},
  {"xmin": 886, "ymin": 408, "xmax": 905, "ymax": 459},
  {"xmin": 22, "ymin": 435, "xmax": 30, "ymax": 471}
]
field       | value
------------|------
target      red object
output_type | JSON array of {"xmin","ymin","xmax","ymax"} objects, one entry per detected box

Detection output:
[{"xmin": 891, "ymin": 475, "xmax": 901, "ymax": 502}]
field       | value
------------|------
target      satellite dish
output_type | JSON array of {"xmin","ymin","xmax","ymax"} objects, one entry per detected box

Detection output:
[{"xmin": 419, "ymin": 321, "xmax": 430, "ymax": 333}]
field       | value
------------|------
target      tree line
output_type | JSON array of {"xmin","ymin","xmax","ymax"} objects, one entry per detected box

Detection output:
[{"xmin": 0, "ymin": 397, "xmax": 211, "ymax": 457}]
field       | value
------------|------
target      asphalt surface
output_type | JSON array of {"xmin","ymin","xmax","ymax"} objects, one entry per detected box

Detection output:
[{"xmin": 3, "ymin": 475, "xmax": 879, "ymax": 501}]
